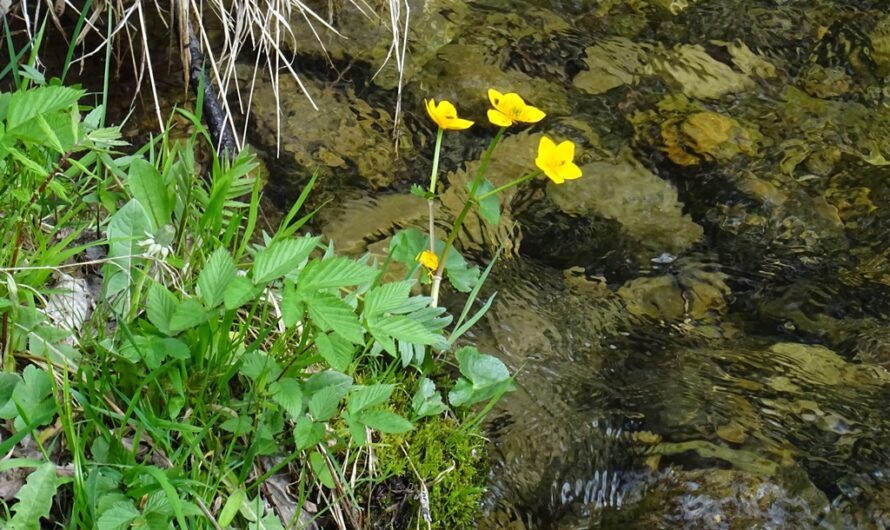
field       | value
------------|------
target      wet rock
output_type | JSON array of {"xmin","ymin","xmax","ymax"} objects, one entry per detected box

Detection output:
[
  {"xmin": 547, "ymin": 154, "xmax": 703, "ymax": 259},
  {"xmin": 573, "ymin": 38, "xmax": 649, "ymax": 95},
  {"xmin": 246, "ymin": 75, "xmax": 411, "ymax": 188},
  {"xmin": 714, "ymin": 39, "xmax": 778, "ymax": 79},
  {"xmin": 800, "ymin": 64, "xmax": 852, "ymax": 98},
  {"xmin": 663, "ymin": 111, "xmax": 758, "ymax": 166},
  {"xmin": 650, "ymin": 44, "xmax": 755, "ymax": 100},
  {"xmin": 319, "ymin": 193, "xmax": 428, "ymax": 255}
]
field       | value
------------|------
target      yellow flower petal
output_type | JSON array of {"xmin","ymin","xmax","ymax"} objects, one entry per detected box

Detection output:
[
  {"xmin": 488, "ymin": 88, "xmax": 505, "ymax": 109},
  {"xmin": 426, "ymin": 98, "xmax": 473, "ymax": 131},
  {"xmin": 519, "ymin": 104, "xmax": 546, "ymax": 123},
  {"xmin": 487, "ymin": 108, "xmax": 513, "ymax": 127},
  {"xmin": 537, "ymin": 135, "xmax": 556, "ymax": 157},
  {"xmin": 449, "ymin": 117, "xmax": 475, "ymax": 130},
  {"xmin": 498, "ymin": 93, "xmax": 526, "ymax": 119},
  {"xmin": 555, "ymin": 161, "xmax": 582, "ymax": 182},
  {"xmin": 555, "ymin": 140, "xmax": 575, "ymax": 161}
]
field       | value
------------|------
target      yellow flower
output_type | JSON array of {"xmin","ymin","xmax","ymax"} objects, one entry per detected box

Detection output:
[
  {"xmin": 487, "ymin": 88, "xmax": 546, "ymax": 127},
  {"xmin": 425, "ymin": 99, "xmax": 474, "ymax": 130},
  {"xmin": 535, "ymin": 136, "xmax": 582, "ymax": 184},
  {"xmin": 416, "ymin": 250, "xmax": 439, "ymax": 273}
]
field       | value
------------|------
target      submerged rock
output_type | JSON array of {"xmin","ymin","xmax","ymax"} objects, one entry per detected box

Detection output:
[{"xmin": 547, "ymin": 154, "xmax": 703, "ymax": 259}]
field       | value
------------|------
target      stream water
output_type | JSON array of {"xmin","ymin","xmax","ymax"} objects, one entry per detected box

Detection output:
[{"xmin": 240, "ymin": 0, "xmax": 890, "ymax": 527}]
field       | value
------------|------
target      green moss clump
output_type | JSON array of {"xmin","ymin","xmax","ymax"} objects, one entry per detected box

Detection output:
[{"xmin": 374, "ymin": 417, "xmax": 489, "ymax": 529}]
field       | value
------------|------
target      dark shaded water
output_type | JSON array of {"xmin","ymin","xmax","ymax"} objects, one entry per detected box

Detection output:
[{"xmin": 244, "ymin": 0, "xmax": 890, "ymax": 527}]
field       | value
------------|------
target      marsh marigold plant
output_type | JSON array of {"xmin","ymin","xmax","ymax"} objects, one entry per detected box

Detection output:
[
  {"xmin": 425, "ymin": 99, "xmax": 474, "ymax": 130},
  {"xmin": 487, "ymin": 88, "xmax": 546, "ymax": 127},
  {"xmin": 535, "ymin": 135, "xmax": 582, "ymax": 184}
]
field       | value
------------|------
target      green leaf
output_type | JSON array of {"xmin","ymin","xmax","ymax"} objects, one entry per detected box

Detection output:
[
  {"xmin": 309, "ymin": 451, "xmax": 335, "ymax": 489},
  {"xmin": 253, "ymin": 236, "xmax": 319, "ymax": 284},
  {"xmin": 356, "ymin": 410, "xmax": 413, "ymax": 433},
  {"xmin": 412, "ymin": 378, "xmax": 447, "ymax": 418},
  {"xmin": 224, "ymin": 276, "xmax": 259, "ymax": 310},
  {"xmin": 448, "ymin": 346, "xmax": 515, "ymax": 407},
  {"xmin": 6, "ymin": 85, "xmax": 83, "ymax": 130},
  {"xmin": 347, "ymin": 384, "xmax": 395, "ymax": 415},
  {"xmin": 363, "ymin": 280, "xmax": 414, "ymax": 318},
  {"xmin": 314, "ymin": 332, "xmax": 354, "ymax": 372},
  {"xmin": 270, "ymin": 378, "xmax": 303, "ymax": 418},
  {"xmin": 304, "ymin": 371, "xmax": 353, "ymax": 395},
  {"xmin": 146, "ymin": 283, "xmax": 177, "ymax": 335},
  {"xmin": 281, "ymin": 281, "xmax": 304, "ymax": 329},
  {"xmin": 306, "ymin": 292, "xmax": 364, "ymax": 344},
  {"xmin": 96, "ymin": 501, "xmax": 140, "ymax": 530},
  {"xmin": 297, "ymin": 256, "xmax": 376, "ymax": 293},
  {"xmin": 197, "ymin": 248, "xmax": 237, "ymax": 307},
  {"xmin": 309, "ymin": 384, "xmax": 348, "ymax": 422},
  {"xmin": 475, "ymin": 178, "xmax": 502, "ymax": 225},
  {"xmin": 366, "ymin": 314, "xmax": 441, "ymax": 345},
  {"xmin": 219, "ymin": 490, "xmax": 247, "ymax": 527},
  {"xmin": 240, "ymin": 352, "xmax": 282, "ymax": 381},
  {"xmin": 128, "ymin": 158, "xmax": 172, "ymax": 228},
  {"xmin": 389, "ymin": 228, "xmax": 427, "ymax": 265},
  {"xmin": 444, "ymin": 247, "xmax": 480, "ymax": 293},
  {"xmin": 8, "ymin": 462, "xmax": 59, "ymax": 530},
  {"xmin": 294, "ymin": 417, "xmax": 325, "ymax": 450},
  {"xmin": 168, "ymin": 298, "xmax": 213, "ymax": 332},
  {"xmin": 104, "ymin": 199, "xmax": 152, "ymax": 314}
]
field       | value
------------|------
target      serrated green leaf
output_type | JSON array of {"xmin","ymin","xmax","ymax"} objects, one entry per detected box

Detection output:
[
  {"xmin": 197, "ymin": 248, "xmax": 237, "ymax": 307},
  {"xmin": 294, "ymin": 417, "xmax": 325, "ymax": 450},
  {"xmin": 347, "ymin": 384, "xmax": 395, "ymax": 415},
  {"xmin": 96, "ymin": 501, "xmax": 140, "ymax": 530},
  {"xmin": 389, "ymin": 228, "xmax": 427, "ymax": 265},
  {"xmin": 6, "ymin": 86, "xmax": 83, "ymax": 130},
  {"xmin": 309, "ymin": 384, "xmax": 348, "ymax": 422},
  {"xmin": 219, "ymin": 489, "xmax": 247, "ymax": 527},
  {"xmin": 367, "ymin": 314, "xmax": 441, "ymax": 345},
  {"xmin": 253, "ymin": 236, "xmax": 318, "ymax": 284},
  {"xmin": 146, "ymin": 283, "xmax": 177, "ymax": 335},
  {"xmin": 444, "ymin": 248, "xmax": 480, "ymax": 293},
  {"xmin": 240, "ymin": 352, "xmax": 282, "ymax": 381},
  {"xmin": 270, "ymin": 378, "xmax": 303, "ymax": 418},
  {"xmin": 314, "ymin": 332, "xmax": 354, "ymax": 372},
  {"xmin": 128, "ymin": 158, "xmax": 172, "ymax": 228},
  {"xmin": 168, "ymin": 298, "xmax": 213, "ymax": 332},
  {"xmin": 363, "ymin": 280, "xmax": 414, "ymax": 317},
  {"xmin": 357, "ymin": 410, "xmax": 413, "ymax": 433},
  {"xmin": 224, "ymin": 276, "xmax": 259, "ymax": 310},
  {"xmin": 104, "ymin": 199, "xmax": 152, "ymax": 314},
  {"xmin": 281, "ymin": 281, "xmax": 304, "ymax": 328},
  {"xmin": 297, "ymin": 256, "xmax": 376, "ymax": 293},
  {"xmin": 303, "ymin": 370, "xmax": 353, "ymax": 395},
  {"xmin": 306, "ymin": 292, "xmax": 364, "ymax": 344},
  {"xmin": 9, "ymin": 462, "xmax": 60, "ymax": 530}
]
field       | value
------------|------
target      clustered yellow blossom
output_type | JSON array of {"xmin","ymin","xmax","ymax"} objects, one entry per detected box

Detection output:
[{"xmin": 425, "ymin": 89, "xmax": 582, "ymax": 184}]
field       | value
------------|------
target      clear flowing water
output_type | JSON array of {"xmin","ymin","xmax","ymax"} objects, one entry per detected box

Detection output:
[{"xmin": 245, "ymin": 0, "xmax": 890, "ymax": 527}]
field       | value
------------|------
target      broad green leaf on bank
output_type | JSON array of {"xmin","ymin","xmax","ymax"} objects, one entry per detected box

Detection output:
[
  {"xmin": 224, "ymin": 276, "xmax": 260, "ymax": 310},
  {"xmin": 218, "ymin": 490, "xmax": 247, "ymax": 527},
  {"xmin": 252, "ymin": 236, "xmax": 319, "ymax": 284},
  {"xmin": 347, "ymin": 384, "xmax": 395, "ymax": 415},
  {"xmin": 127, "ymin": 158, "xmax": 172, "ymax": 228},
  {"xmin": 297, "ymin": 256, "xmax": 376, "ymax": 292},
  {"xmin": 309, "ymin": 384, "xmax": 348, "ymax": 422},
  {"xmin": 314, "ymin": 332, "xmax": 354, "ymax": 372},
  {"xmin": 168, "ymin": 298, "xmax": 213, "ymax": 332},
  {"xmin": 389, "ymin": 228, "xmax": 427, "ymax": 265},
  {"xmin": 362, "ymin": 280, "xmax": 414, "ymax": 318},
  {"xmin": 305, "ymin": 292, "xmax": 364, "ymax": 344},
  {"xmin": 197, "ymin": 248, "xmax": 237, "ymax": 307},
  {"xmin": 96, "ymin": 501, "xmax": 140, "ymax": 530},
  {"xmin": 448, "ymin": 346, "xmax": 515, "ymax": 408},
  {"xmin": 388, "ymin": 228, "xmax": 479, "ymax": 292},
  {"xmin": 412, "ymin": 378, "xmax": 447, "ymax": 418},
  {"xmin": 240, "ymin": 352, "xmax": 283, "ymax": 381},
  {"xmin": 356, "ymin": 410, "xmax": 413, "ymax": 433},
  {"xmin": 104, "ymin": 199, "xmax": 152, "ymax": 314},
  {"xmin": 270, "ymin": 378, "xmax": 303, "ymax": 418},
  {"xmin": 146, "ymin": 283, "xmax": 177, "ymax": 335},
  {"xmin": 295, "ymin": 417, "xmax": 325, "ymax": 450},
  {"xmin": 8, "ymin": 462, "xmax": 61, "ymax": 529},
  {"xmin": 473, "ymin": 177, "xmax": 501, "ymax": 225},
  {"xmin": 303, "ymin": 371, "xmax": 353, "ymax": 396},
  {"xmin": 367, "ymin": 314, "xmax": 442, "ymax": 345}
]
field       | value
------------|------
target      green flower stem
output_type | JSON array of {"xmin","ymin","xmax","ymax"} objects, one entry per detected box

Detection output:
[
  {"xmin": 427, "ymin": 127, "xmax": 444, "ymax": 253},
  {"xmin": 430, "ymin": 127, "xmax": 506, "ymax": 307},
  {"xmin": 475, "ymin": 171, "xmax": 540, "ymax": 201}
]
